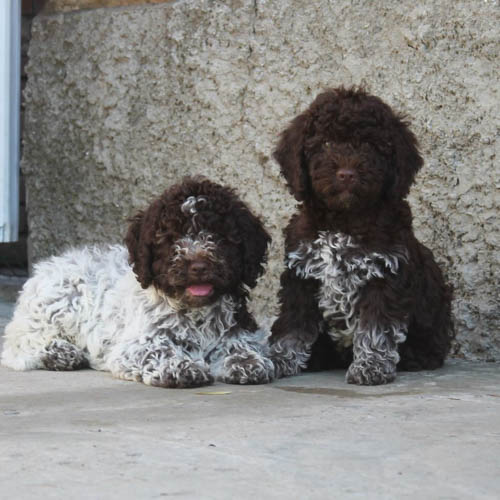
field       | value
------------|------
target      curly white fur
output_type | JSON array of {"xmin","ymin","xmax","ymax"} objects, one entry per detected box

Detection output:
[
  {"xmin": 1, "ymin": 245, "xmax": 273, "ymax": 387},
  {"xmin": 288, "ymin": 231, "xmax": 408, "ymax": 347}
]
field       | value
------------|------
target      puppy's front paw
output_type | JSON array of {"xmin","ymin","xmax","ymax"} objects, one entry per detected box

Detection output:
[
  {"xmin": 221, "ymin": 352, "xmax": 275, "ymax": 385},
  {"xmin": 269, "ymin": 338, "xmax": 310, "ymax": 379},
  {"xmin": 346, "ymin": 360, "xmax": 396, "ymax": 386},
  {"xmin": 144, "ymin": 360, "xmax": 214, "ymax": 389}
]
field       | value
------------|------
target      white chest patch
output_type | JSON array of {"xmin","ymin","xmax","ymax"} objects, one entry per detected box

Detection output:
[
  {"xmin": 148, "ymin": 292, "xmax": 239, "ymax": 353},
  {"xmin": 287, "ymin": 232, "xmax": 407, "ymax": 347}
]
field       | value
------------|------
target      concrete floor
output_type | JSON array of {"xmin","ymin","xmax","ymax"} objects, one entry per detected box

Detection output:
[{"xmin": 1, "ymin": 277, "xmax": 499, "ymax": 499}]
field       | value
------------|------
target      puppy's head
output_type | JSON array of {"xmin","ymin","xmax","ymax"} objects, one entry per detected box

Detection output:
[
  {"xmin": 274, "ymin": 87, "xmax": 423, "ymax": 211},
  {"xmin": 125, "ymin": 177, "xmax": 270, "ymax": 308}
]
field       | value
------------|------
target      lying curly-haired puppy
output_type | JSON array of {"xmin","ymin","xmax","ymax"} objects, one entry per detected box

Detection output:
[
  {"xmin": 270, "ymin": 87, "xmax": 454, "ymax": 385},
  {"xmin": 1, "ymin": 177, "xmax": 274, "ymax": 388}
]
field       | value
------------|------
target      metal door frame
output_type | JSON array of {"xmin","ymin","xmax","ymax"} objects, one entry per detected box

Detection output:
[{"xmin": 0, "ymin": 0, "xmax": 21, "ymax": 243}]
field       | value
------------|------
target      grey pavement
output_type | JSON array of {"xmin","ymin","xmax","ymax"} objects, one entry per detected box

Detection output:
[{"xmin": 1, "ymin": 278, "xmax": 499, "ymax": 499}]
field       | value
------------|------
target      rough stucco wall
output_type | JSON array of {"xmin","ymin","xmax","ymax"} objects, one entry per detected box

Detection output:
[{"xmin": 23, "ymin": 0, "xmax": 499, "ymax": 360}]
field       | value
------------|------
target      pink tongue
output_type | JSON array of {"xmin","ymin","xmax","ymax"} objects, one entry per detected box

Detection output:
[{"xmin": 187, "ymin": 284, "xmax": 213, "ymax": 296}]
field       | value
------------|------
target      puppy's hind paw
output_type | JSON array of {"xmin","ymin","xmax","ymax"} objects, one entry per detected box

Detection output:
[{"xmin": 41, "ymin": 339, "xmax": 89, "ymax": 371}]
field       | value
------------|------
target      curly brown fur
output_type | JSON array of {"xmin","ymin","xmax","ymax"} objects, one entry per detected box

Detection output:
[
  {"xmin": 126, "ymin": 176, "xmax": 270, "ymax": 317},
  {"xmin": 270, "ymin": 87, "xmax": 454, "ymax": 385}
]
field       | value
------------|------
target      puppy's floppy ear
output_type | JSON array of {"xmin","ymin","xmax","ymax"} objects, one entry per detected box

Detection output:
[
  {"xmin": 125, "ymin": 199, "xmax": 163, "ymax": 289},
  {"xmin": 389, "ymin": 117, "xmax": 424, "ymax": 199},
  {"xmin": 273, "ymin": 111, "xmax": 313, "ymax": 201},
  {"xmin": 235, "ymin": 206, "xmax": 271, "ymax": 289}
]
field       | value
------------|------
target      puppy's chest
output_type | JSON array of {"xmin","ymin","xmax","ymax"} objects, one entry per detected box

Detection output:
[
  {"xmin": 287, "ymin": 232, "xmax": 404, "ymax": 345},
  {"xmin": 156, "ymin": 297, "xmax": 237, "ymax": 353}
]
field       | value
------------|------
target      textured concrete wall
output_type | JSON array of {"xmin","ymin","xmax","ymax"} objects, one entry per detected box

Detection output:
[{"xmin": 23, "ymin": 0, "xmax": 499, "ymax": 360}]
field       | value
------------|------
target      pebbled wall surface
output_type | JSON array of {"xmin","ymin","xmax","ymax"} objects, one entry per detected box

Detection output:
[{"xmin": 22, "ymin": 0, "xmax": 499, "ymax": 360}]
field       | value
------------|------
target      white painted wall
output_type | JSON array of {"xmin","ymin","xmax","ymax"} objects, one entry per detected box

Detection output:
[{"xmin": 0, "ymin": 0, "xmax": 20, "ymax": 242}]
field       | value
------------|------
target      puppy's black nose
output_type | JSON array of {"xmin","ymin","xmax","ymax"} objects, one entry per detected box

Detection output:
[
  {"xmin": 189, "ymin": 260, "xmax": 208, "ymax": 276},
  {"xmin": 336, "ymin": 168, "xmax": 357, "ymax": 186}
]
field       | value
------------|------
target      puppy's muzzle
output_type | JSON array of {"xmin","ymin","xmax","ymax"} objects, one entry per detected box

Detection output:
[{"xmin": 336, "ymin": 168, "xmax": 358, "ymax": 189}]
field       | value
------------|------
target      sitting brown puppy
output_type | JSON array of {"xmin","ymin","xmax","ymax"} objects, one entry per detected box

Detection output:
[{"xmin": 270, "ymin": 87, "xmax": 454, "ymax": 385}]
